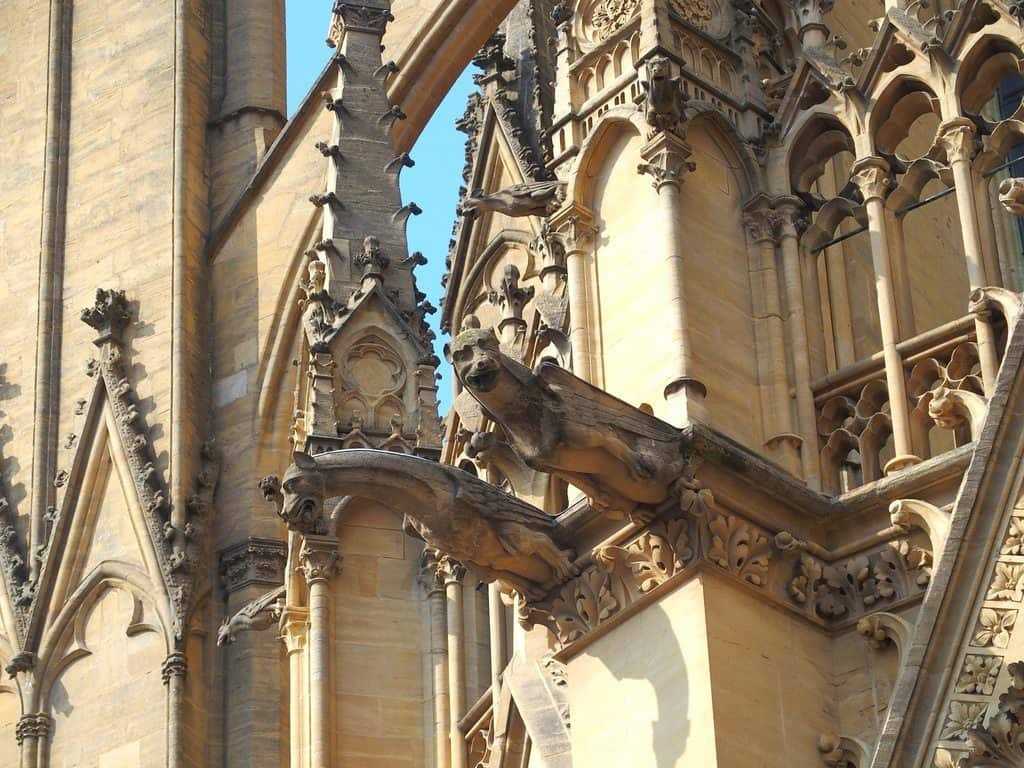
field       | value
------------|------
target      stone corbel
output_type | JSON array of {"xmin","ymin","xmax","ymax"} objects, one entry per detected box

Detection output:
[
  {"xmin": 925, "ymin": 385, "xmax": 988, "ymax": 441},
  {"xmin": 889, "ymin": 499, "xmax": 950, "ymax": 559},
  {"xmin": 856, "ymin": 611, "xmax": 913, "ymax": 658},
  {"xmin": 970, "ymin": 286, "xmax": 1024, "ymax": 334},
  {"xmin": 637, "ymin": 130, "xmax": 696, "ymax": 191}
]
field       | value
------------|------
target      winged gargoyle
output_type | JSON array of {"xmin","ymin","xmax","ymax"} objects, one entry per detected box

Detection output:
[
  {"xmin": 461, "ymin": 180, "xmax": 564, "ymax": 219},
  {"xmin": 217, "ymin": 584, "xmax": 286, "ymax": 646},
  {"xmin": 272, "ymin": 450, "xmax": 577, "ymax": 599},
  {"xmin": 449, "ymin": 320, "xmax": 704, "ymax": 524}
]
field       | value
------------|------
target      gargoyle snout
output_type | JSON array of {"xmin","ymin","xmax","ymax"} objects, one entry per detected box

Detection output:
[{"xmin": 465, "ymin": 359, "xmax": 500, "ymax": 392}]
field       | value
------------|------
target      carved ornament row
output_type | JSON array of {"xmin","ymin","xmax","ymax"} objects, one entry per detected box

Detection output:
[{"xmin": 519, "ymin": 503, "xmax": 933, "ymax": 649}]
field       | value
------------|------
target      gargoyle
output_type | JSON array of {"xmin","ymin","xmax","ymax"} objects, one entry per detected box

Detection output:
[
  {"xmin": 449, "ymin": 321, "xmax": 696, "ymax": 524},
  {"xmin": 638, "ymin": 55, "xmax": 687, "ymax": 134},
  {"xmin": 461, "ymin": 180, "xmax": 563, "ymax": 218},
  {"xmin": 260, "ymin": 464, "xmax": 329, "ymax": 535},
  {"xmin": 217, "ymin": 585, "xmax": 286, "ymax": 646},
  {"xmin": 279, "ymin": 450, "xmax": 577, "ymax": 599},
  {"xmin": 999, "ymin": 177, "xmax": 1024, "ymax": 216}
]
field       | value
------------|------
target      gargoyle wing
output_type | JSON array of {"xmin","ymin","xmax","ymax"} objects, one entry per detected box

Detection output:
[
  {"xmin": 454, "ymin": 475, "xmax": 557, "ymax": 532},
  {"xmin": 239, "ymin": 584, "xmax": 286, "ymax": 619},
  {"xmin": 537, "ymin": 362, "xmax": 683, "ymax": 444}
]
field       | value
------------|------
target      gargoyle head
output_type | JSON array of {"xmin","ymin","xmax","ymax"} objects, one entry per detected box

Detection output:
[
  {"xmin": 648, "ymin": 55, "xmax": 670, "ymax": 80},
  {"xmin": 449, "ymin": 318, "xmax": 503, "ymax": 394},
  {"xmin": 1000, "ymin": 177, "xmax": 1024, "ymax": 217},
  {"xmin": 216, "ymin": 618, "xmax": 236, "ymax": 646},
  {"xmin": 278, "ymin": 453, "xmax": 325, "ymax": 534},
  {"xmin": 927, "ymin": 386, "xmax": 966, "ymax": 430}
]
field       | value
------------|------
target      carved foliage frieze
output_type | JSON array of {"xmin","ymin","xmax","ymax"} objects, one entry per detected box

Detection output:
[
  {"xmin": 219, "ymin": 538, "xmax": 288, "ymax": 594},
  {"xmin": 520, "ymin": 497, "xmax": 937, "ymax": 650},
  {"xmin": 521, "ymin": 507, "xmax": 773, "ymax": 647},
  {"xmin": 784, "ymin": 540, "xmax": 931, "ymax": 623},
  {"xmin": 931, "ymin": 498, "xmax": 1024, "ymax": 766}
]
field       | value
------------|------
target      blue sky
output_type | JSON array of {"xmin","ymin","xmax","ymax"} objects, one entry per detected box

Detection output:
[{"xmin": 286, "ymin": 3, "xmax": 473, "ymax": 412}]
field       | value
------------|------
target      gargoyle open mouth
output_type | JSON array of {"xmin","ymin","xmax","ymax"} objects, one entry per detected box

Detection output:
[
  {"xmin": 298, "ymin": 498, "xmax": 317, "ymax": 519},
  {"xmin": 466, "ymin": 366, "xmax": 499, "ymax": 392}
]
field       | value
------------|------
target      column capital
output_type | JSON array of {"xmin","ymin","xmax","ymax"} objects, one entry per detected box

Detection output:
[
  {"xmin": 328, "ymin": 2, "xmax": 394, "ymax": 46},
  {"xmin": 417, "ymin": 547, "xmax": 447, "ymax": 595},
  {"xmin": 548, "ymin": 202, "xmax": 598, "ymax": 252},
  {"xmin": 439, "ymin": 555, "xmax": 468, "ymax": 586},
  {"xmin": 638, "ymin": 131, "xmax": 696, "ymax": 191},
  {"xmin": 851, "ymin": 157, "xmax": 893, "ymax": 203},
  {"xmin": 15, "ymin": 713, "xmax": 52, "ymax": 744},
  {"xmin": 280, "ymin": 606, "xmax": 310, "ymax": 653},
  {"xmin": 161, "ymin": 651, "xmax": 188, "ymax": 684},
  {"xmin": 773, "ymin": 196, "xmax": 810, "ymax": 239},
  {"xmin": 742, "ymin": 195, "xmax": 778, "ymax": 244},
  {"xmin": 299, "ymin": 535, "xmax": 341, "ymax": 585},
  {"xmin": 937, "ymin": 118, "xmax": 978, "ymax": 165}
]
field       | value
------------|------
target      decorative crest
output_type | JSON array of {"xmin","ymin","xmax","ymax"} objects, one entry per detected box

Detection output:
[
  {"xmin": 80, "ymin": 288, "xmax": 131, "ymax": 345},
  {"xmin": 488, "ymin": 265, "xmax": 535, "ymax": 322}
]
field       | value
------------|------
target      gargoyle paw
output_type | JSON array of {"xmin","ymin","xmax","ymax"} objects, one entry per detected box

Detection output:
[{"xmin": 629, "ymin": 507, "xmax": 657, "ymax": 527}]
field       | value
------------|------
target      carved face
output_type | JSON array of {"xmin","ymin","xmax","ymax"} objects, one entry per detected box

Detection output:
[
  {"xmin": 648, "ymin": 56, "xmax": 670, "ymax": 79},
  {"xmin": 450, "ymin": 329, "xmax": 503, "ymax": 393},
  {"xmin": 279, "ymin": 453, "xmax": 325, "ymax": 533},
  {"xmin": 927, "ymin": 388, "xmax": 964, "ymax": 430}
]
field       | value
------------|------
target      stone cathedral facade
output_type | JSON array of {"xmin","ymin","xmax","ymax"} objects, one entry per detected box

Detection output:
[{"xmin": 3, "ymin": 0, "xmax": 1024, "ymax": 765}]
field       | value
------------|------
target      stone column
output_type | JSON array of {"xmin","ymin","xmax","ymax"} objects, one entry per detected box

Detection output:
[
  {"xmin": 281, "ymin": 607, "xmax": 310, "ymax": 768},
  {"xmin": 16, "ymin": 714, "xmax": 51, "ymax": 768},
  {"xmin": 775, "ymin": 198, "xmax": 822, "ymax": 489},
  {"xmin": 551, "ymin": 205, "xmax": 599, "ymax": 383},
  {"xmin": 638, "ymin": 131, "xmax": 708, "ymax": 427},
  {"xmin": 795, "ymin": 0, "xmax": 836, "ymax": 47},
  {"xmin": 939, "ymin": 120, "xmax": 1001, "ymax": 395},
  {"xmin": 162, "ymin": 651, "xmax": 188, "ymax": 768},
  {"xmin": 32, "ymin": 716, "xmax": 51, "ymax": 768},
  {"xmin": 300, "ymin": 535, "xmax": 341, "ymax": 768},
  {"xmin": 743, "ymin": 199, "xmax": 800, "ymax": 473},
  {"xmin": 488, "ymin": 583, "xmax": 506, "ymax": 711},
  {"xmin": 420, "ymin": 549, "xmax": 451, "ymax": 768},
  {"xmin": 851, "ymin": 158, "xmax": 920, "ymax": 473},
  {"xmin": 442, "ymin": 557, "xmax": 468, "ymax": 768},
  {"xmin": 883, "ymin": 208, "xmax": 915, "ymax": 339}
]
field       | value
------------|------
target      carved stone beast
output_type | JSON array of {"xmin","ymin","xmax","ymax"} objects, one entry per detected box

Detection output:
[
  {"xmin": 461, "ymin": 180, "xmax": 564, "ymax": 219},
  {"xmin": 449, "ymin": 321, "xmax": 696, "ymax": 523},
  {"xmin": 217, "ymin": 584, "xmax": 286, "ymax": 646},
  {"xmin": 638, "ymin": 55, "xmax": 687, "ymax": 134},
  {"xmin": 278, "ymin": 450, "xmax": 578, "ymax": 599},
  {"xmin": 1000, "ymin": 177, "xmax": 1024, "ymax": 217}
]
